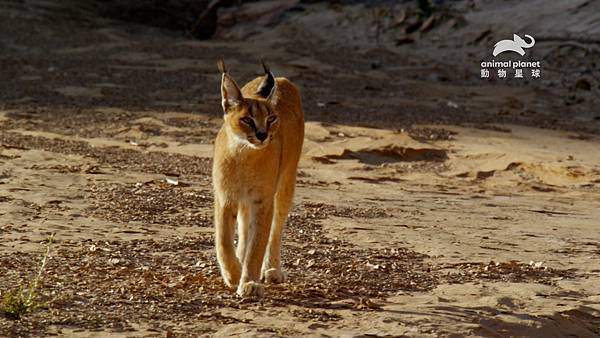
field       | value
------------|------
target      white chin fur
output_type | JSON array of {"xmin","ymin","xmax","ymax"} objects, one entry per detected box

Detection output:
[
  {"xmin": 250, "ymin": 142, "xmax": 268, "ymax": 149},
  {"xmin": 227, "ymin": 128, "xmax": 267, "ymax": 150}
]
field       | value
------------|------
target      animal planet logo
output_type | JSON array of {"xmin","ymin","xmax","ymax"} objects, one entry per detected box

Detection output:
[
  {"xmin": 493, "ymin": 34, "xmax": 535, "ymax": 56},
  {"xmin": 480, "ymin": 34, "xmax": 541, "ymax": 79}
]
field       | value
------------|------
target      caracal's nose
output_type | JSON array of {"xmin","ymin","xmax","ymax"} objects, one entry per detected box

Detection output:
[{"xmin": 256, "ymin": 132, "xmax": 268, "ymax": 142}]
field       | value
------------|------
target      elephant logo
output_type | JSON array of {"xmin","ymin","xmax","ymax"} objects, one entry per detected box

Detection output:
[{"xmin": 492, "ymin": 34, "xmax": 535, "ymax": 57}]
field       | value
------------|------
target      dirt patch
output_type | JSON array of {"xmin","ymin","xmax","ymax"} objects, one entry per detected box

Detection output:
[
  {"xmin": 0, "ymin": 236, "xmax": 226, "ymax": 336},
  {"xmin": 327, "ymin": 146, "xmax": 448, "ymax": 165},
  {"xmin": 441, "ymin": 261, "xmax": 577, "ymax": 286},
  {"xmin": 1, "ymin": 109, "xmax": 219, "ymax": 145},
  {"xmin": 0, "ymin": 198, "xmax": 578, "ymax": 336},
  {"xmin": 86, "ymin": 181, "xmax": 213, "ymax": 227},
  {"xmin": 0, "ymin": 132, "xmax": 211, "ymax": 177}
]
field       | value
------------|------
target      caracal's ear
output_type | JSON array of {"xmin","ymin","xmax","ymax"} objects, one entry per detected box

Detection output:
[
  {"xmin": 218, "ymin": 59, "xmax": 243, "ymax": 113},
  {"xmin": 256, "ymin": 59, "xmax": 278, "ymax": 105}
]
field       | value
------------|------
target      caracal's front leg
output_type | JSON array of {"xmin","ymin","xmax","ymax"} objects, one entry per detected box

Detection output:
[
  {"xmin": 236, "ymin": 204, "xmax": 250, "ymax": 261},
  {"xmin": 237, "ymin": 199, "xmax": 274, "ymax": 299},
  {"xmin": 262, "ymin": 179, "xmax": 295, "ymax": 284},
  {"xmin": 261, "ymin": 207, "xmax": 287, "ymax": 284},
  {"xmin": 215, "ymin": 198, "xmax": 240, "ymax": 288}
]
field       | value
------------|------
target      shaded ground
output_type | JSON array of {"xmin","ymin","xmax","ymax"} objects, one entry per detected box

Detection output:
[{"xmin": 1, "ymin": 0, "xmax": 600, "ymax": 336}]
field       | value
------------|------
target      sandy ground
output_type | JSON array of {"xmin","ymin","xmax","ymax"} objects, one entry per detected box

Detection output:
[{"xmin": 1, "ymin": 0, "xmax": 600, "ymax": 336}]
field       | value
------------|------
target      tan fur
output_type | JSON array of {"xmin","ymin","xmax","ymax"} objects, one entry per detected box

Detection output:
[{"xmin": 212, "ymin": 61, "xmax": 304, "ymax": 298}]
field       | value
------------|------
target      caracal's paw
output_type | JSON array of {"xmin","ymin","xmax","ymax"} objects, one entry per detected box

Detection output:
[
  {"xmin": 221, "ymin": 269, "xmax": 241, "ymax": 289},
  {"xmin": 236, "ymin": 281, "xmax": 265, "ymax": 299},
  {"xmin": 262, "ymin": 268, "xmax": 287, "ymax": 284}
]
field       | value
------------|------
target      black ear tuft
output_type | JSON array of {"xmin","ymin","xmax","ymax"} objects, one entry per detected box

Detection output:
[
  {"xmin": 217, "ymin": 58, "xmax": 227, "ymax": 74},
  {"xmin": 260, "ymin": 59, "xmax": 270, "ymax": 74},
  {"xmin": 220, "ymin": 59, "xmax": 243, "ymax": 113},
  {"xmin": 256, "ymin": 60, "xmax": 275, "ymax": 98}
]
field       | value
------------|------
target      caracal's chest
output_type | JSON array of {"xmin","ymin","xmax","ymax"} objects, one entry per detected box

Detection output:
[{"xmin": 213, "ymin": 131, "xmax": 281, "ymax": 200}]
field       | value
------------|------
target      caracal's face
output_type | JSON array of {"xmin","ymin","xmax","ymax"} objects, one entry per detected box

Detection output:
[
  {"xmin": 219, "ymin": 60, "xmax": 279, "ymax": 150},
  {"xmin": 225, "ymin": 99, "xmax": 280, "ymax": 150}
]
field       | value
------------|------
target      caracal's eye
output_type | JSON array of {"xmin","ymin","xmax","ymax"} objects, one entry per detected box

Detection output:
[
  {"xmin": 267, "ymin": 115, "xmax": 277, "ymax": 124},
  {"xmin": 240, "ymin": 117, "xmax": 255, "ymax": 128}
]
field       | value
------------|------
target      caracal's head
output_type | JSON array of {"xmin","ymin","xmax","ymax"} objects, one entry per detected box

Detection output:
[{"xmin": 218, "ymin": 60, "xmax": 279, "ymax": 150}]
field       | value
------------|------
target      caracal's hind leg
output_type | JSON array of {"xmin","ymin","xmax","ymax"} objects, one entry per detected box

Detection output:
[
  {"xmin": 215, "ymin": 199, "xmax": 241, "ymax": 288},
  {"xmin": 262, "ymin": 175, "xmax": 295, "ymax": 284},
  {"xmin": 236, "ymin": 204, "xmax": 251, "ymax": 261}
]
